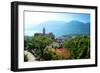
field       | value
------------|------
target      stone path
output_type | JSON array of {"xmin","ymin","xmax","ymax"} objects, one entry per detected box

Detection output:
[{"xmin": 24, "ymin": 50, "xmax": 36, "ymax": 62}]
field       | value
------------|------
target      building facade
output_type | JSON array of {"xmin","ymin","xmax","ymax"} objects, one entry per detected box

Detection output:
[{"xmin": 34, "ymin": 28, "xmax": 55, "ymax": 39}]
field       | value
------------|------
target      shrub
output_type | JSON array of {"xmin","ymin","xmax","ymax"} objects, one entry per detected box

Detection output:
[{"xmin": 24, "ymin": 54, "xmax": 28, "ymax": 62}]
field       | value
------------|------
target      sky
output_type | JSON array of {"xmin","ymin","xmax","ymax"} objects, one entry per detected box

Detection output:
[{"xmin": 24, "ymin": 11, "xmax": 90, "ymax": 36}]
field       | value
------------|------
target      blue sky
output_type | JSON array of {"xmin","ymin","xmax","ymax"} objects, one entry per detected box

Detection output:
[{"xmin": 24, "ymin": 11, "xmax": 90, "ymax": 36}]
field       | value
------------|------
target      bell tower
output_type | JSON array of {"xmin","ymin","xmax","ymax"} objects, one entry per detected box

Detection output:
[{"xmin": 43, "ymin": 27, "xmax": 45, "ymax": 35}]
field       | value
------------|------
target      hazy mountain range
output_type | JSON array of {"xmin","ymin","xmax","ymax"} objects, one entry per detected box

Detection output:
[{"xmin": 25, "ymin": 20, "xmax": 90, "ymax": 37}]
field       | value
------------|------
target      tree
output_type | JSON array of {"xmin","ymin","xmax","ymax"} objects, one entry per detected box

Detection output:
[
  {"xmin": 63, "ymin": 35, "xmax": 90, "ymax": 59},
  {"xmin": 31, "ymin": 35, "xmax": 53, "ymax": 59},
  {"xmin": 24, "ymin": 37, "xmax": 32, "ymax": 50}
]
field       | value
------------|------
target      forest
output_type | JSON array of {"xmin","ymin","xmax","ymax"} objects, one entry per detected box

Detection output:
[{"xmin": 24, "ymin": 35, "xmax": 90, "ymax": 62}]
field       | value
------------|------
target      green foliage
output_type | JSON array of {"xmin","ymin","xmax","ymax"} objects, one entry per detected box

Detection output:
[
  {"xmin": 63, "ymin": 35, "xmax": 90, "ymax": 59},
  {"xmin": 24, "ymin": 54, "xmax": 28, "ymax": 62},
  {"xmin": 31, "ymin": 36, "xmax": 53, "ymax": 58},
  {"xmin": 31, "ymin": 36, "xmax": 53, "ymax": 49},
  {"xmin": 43, "ymin": 48, "xmax": 59, "ymax": 60},
  {"xmin": 24, "ymin": 37, "xmax": 32, "ymax": 50},
  {"xmin": 24, "ymin": 35, "xmax": 90, "ymax": 61},
  {"xmin": 43, "ymin": 48, "xmax": 70, "ymax": 60}
]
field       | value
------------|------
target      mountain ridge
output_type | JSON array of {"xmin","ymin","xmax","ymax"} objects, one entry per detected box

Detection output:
[{"xmin": 25, "ymin": 20, "xmax": 90, "ymax": 37}]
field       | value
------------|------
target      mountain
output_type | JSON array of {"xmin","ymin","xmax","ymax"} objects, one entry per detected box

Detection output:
[
  {"xmin": 27, "ymin": 20, "xmax": 90, "ymax": 37},
  {"xmin": 64, "ymin": 21, "xmax": 90, "ymax": 35}
]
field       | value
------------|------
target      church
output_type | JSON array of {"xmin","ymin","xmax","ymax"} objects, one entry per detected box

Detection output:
[{"xmin": 34, "ymin": 28, "xmax": 55, "ymax": 39}]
